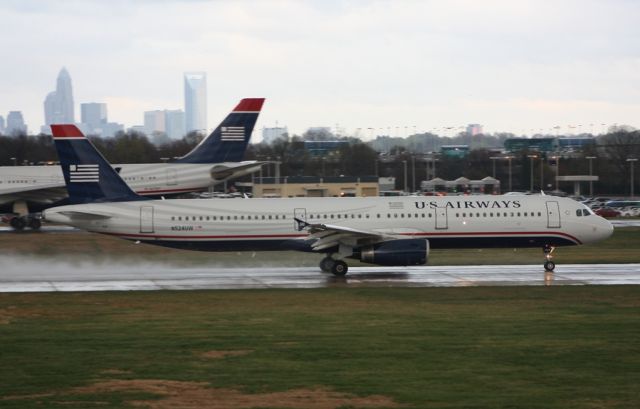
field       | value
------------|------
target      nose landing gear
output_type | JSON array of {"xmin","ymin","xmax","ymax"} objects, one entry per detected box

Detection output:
[{"xmin": 543, "ymin": 244, "xmax": 556, "ymax": 272}]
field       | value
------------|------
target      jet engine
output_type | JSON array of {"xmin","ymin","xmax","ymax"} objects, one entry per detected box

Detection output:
[{"xmin": 359, "ymin": 239, "xmax": 429, "ymax": 266}]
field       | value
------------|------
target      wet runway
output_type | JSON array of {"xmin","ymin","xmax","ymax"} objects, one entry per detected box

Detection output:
[{"xmin": 1, "ymin": 262, "xmax": 639, "ymax": 292}]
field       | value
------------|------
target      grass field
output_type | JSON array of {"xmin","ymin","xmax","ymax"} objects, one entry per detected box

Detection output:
[
  {"xmin": 1, "ymin": 228, "xmax": 639, "ymax": 408},
  {"xmin": 1, "ymin": 287, "xmax": 640, "ymax": 409}
]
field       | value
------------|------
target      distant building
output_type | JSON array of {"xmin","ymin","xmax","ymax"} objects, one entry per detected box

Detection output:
[
  {"xmin": 6, "ymin": 111, "xmax": 27, "ymax": 135},
  {"xmin": 144, "ymin": 110, "xmax": 166, "ymax": 134},
  {"xmin": 81, "ymin": 103, "xmax": 107, "ymax": 130},
  {"xmin": 253, "ymin": 176, "xmax": 379, "ymax": 198},
  {"xmin": 504, "ymin": 137, "xmax": 558, "ymax": 153},
  {"xmin": 557, "ymin": 137, "xmax": 596, "ymax": 151},
  {"xmin": 262, "ymin": 126, "xmax": 288, "ymax": 143},
  {"xmin": 184, "ymin": 72, "xmax": 207, "ymax": 133},
  {"xmin": 304, "ymin": 140, "xmax": 349, "ymax": 156},
  {"xmin": 44, "ymin": 67, "xmax": 75, "ymax": 126},
  {"xmin": 0, "ymin": 115, "xmax": 5, "ymax": 134},
  {"xmin": 99, "ymin": 122, "xmax": 124, "ymax": 137},
  {"xmin": 466, "ymin": 124, "xmax": 483, "ymax": 136},
  {"xmin": 165, "ymin": 110, "xmax": 186, "ymax": 139},
  {"xmin": 441, "ymin": 145, "xmax": 469, "ymax": 158},
  {"xmin": 78, "ymin": 102, "xmax": 122, "ymax": 137}
]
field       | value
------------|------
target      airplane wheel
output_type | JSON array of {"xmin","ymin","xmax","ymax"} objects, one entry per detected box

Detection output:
[
  {"xmin": 319, "ymin": 257, "xmax": 334, "ymax": 273},
  {"xmin": 10, "ymin": 217, "xmax": 26, "ymax": 231},
  {"xmin": 28, "ymin": 218, "xmax": 41, "ymax": 230},
  {"xmin": 544, "ymin": 261, "xmax": 555, "ymax": 272},
  {"xmin": 331, "ymin": 260, "xmax": 348, "ymax": 276}
]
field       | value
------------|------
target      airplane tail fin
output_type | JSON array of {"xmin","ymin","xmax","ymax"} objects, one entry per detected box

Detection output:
[
  {"xmin": 174, "ymin": 98, "xmax": 265, "ymax": 163},
  {"xmin": 51, "ymin": 124, "xmax": 146, "ymax": 204}
]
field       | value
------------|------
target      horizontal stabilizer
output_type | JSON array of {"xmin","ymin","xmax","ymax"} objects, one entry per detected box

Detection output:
[{"xmin": 60, "ymin": 210, "xmax": 113, "ymax": 219}]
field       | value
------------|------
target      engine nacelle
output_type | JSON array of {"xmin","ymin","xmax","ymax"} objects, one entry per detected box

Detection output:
[{"xmin": 360, "ymin": 239, "xmax": 429, "ymax": 266}]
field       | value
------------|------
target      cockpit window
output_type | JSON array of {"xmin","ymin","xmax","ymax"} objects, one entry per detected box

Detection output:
[{"xmin": 576, "ymin": 209, "xmax": 582, "ymax": 217}]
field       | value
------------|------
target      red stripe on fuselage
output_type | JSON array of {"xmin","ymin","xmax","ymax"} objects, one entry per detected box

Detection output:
[{"xmin": 100, "ymin": 230, "xmax": 581, "ymax": 244}]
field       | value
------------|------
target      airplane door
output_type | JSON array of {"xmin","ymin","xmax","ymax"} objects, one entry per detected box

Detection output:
[
  {"xmin": 435, "ymin": 207, "xmax": 448, "ymax": 230},
  {"xmin": 166, "ymin": 169, "xmax": 178, "ymax": 186},
  {"xmin": 546, "ymin": 201, "xmax": 561, "ymax": 228},
  {"xmin": 140, "ymin": 206, "xmax": 154, "ymax": 233},
  {"xmin": 293, "ymin": 208, "xmax": 307, "ymax": 231}
]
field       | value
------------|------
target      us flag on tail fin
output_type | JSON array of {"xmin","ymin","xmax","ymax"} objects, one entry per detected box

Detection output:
[
  {"xmin": 221, "ymin": 126, "xmax": 245, "ymax": 141},
  {"xmin": 69, "ymin": 164, "xmax": 99, "ymax": 183}
]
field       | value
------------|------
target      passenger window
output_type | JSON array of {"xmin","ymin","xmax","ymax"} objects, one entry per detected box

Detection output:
[
  {"xmin": 456, "ymin": 213, "xmax": 460, "ymax": 218},
  {"xmin": 171, "ymin": 216, "xmax": 175, "ymax": 221},
  {"xmin": 269, "ymin": 215, "xmax": 272, "ymax": 220}
]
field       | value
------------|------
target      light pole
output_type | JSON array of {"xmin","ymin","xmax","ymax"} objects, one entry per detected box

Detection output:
[
  {"xmin": 527, "ymin": 154, "xmax": 538, "ymax": 192},
  {"xmin": 540, "ymin": 156, "xmax": 544, "ymax": 193},
  {"xmin": 586, "ymin": 156, "xmax": 596, "ymax": 196},
  {"xmin": 628, "ymin": 158, "xmax": 638, "ymax": 198},
  {"xmin": 402, "ymin": 160, "xmax": 408, "ymax": 192},
  {"xmin": 411, "ymin": 155, "xmax": 416, "ymax": 193},
  {"xmin": 506, "ymin": 156, "xmax": 513, "ymax": 192},
  {"xmin": 551, "ymin": 155, "xmax": 560, "ymax": 192},
  {"xmin": 490, "ymin": 156, "xmax": 499, "ymax": 178}
]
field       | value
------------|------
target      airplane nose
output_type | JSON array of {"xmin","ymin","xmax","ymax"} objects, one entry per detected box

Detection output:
[{"xmin": 598, "ymin": 217, "xmax": 614, "ymax": 241}]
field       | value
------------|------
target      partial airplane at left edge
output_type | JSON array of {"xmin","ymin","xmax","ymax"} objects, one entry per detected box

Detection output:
[{"xmin": 0, "ymin": 98, "xmax": 265, "ymax": 230}]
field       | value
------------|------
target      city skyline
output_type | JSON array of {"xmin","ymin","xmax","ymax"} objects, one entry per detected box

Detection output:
[{"xmin": 1, "ymin": 1, "xmax": 639, "ymax": 140}]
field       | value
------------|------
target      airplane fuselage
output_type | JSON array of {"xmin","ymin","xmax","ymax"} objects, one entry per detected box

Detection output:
[
  {"xmin": 43, "ymin": 195, "xmax": 613, "ymax": 254},
  {"xmin": 0, "ymin": 161, "xmax": 260, "ymax": 212}
]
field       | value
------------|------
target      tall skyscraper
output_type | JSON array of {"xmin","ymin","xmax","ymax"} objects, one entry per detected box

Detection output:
[
  {"xmin": 0, "ymin": 115, "xmax": 5, "ymax": 134},
  {"xmin": 81, "ymin": 103, "xmax": 107, "ymax": 130},
  {"xmin": 184, "ymin": 72, "xmax": 207, "ymax": 133},
  {"xmin": 44, "ymin": 68, "xmax": 75, "ymax": 126},
  {"xmin": 6, "ymin": 111, "xmax": 27, "ymax": 135}
]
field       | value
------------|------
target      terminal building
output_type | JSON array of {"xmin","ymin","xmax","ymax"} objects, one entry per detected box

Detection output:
[
  {"xmin": 253, "ymin": 176, "xmax": 379, "ymax": 198},
  {"xmin": 421, "ymin": 176, "xmax": 500, "ymax": 195}
]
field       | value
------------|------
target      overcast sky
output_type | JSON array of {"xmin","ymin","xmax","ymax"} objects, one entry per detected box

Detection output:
[{"xmin": 1, "ymin": 0, "xmax": 639, "ymax": 140}]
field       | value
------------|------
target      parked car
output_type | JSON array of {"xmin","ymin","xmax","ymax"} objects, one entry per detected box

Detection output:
[{"xmin": 594, "ymin": 207, "xmax": 621, "ymax": 218}]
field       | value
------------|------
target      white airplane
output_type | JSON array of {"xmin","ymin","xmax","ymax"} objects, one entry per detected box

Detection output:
[
  {"xmin": 0, "ymin": 98, "xmax": 265, "ymax": 230},
  {"xmin": 43, "ymin": 124, "xmax": 614, "ymax": 275}
]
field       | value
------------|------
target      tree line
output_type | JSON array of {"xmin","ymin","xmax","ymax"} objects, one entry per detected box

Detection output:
[{"xmin": 1, "ymin": 129, "xmax": 638, "ymax": 195}]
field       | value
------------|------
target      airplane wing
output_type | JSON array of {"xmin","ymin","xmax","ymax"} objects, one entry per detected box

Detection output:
[
  {"xmin": 0, "ymin": 183, "xmax": 68, "ymax": 206},
  {"xmin": 294, "ymin": 218, "xmax": 401, "ymax": 251}
]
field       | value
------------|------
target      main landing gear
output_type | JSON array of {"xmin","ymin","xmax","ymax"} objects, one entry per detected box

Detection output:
[
  {"xmin": 319, "ymin": 256, "xmax": 348, "ymax": 276},
  {"xmin": 543, "ymin": 244, "xmax": 556, "ymax": 272}
]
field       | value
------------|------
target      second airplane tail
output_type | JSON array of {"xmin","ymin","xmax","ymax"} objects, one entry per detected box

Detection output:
[
  {"xmin": 51, "ymin": 124, "xmax": 146, "ymax": 204},
  {"xmin": 174, "ymin": 98, "xmax": 265, "ymax": 164}
]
